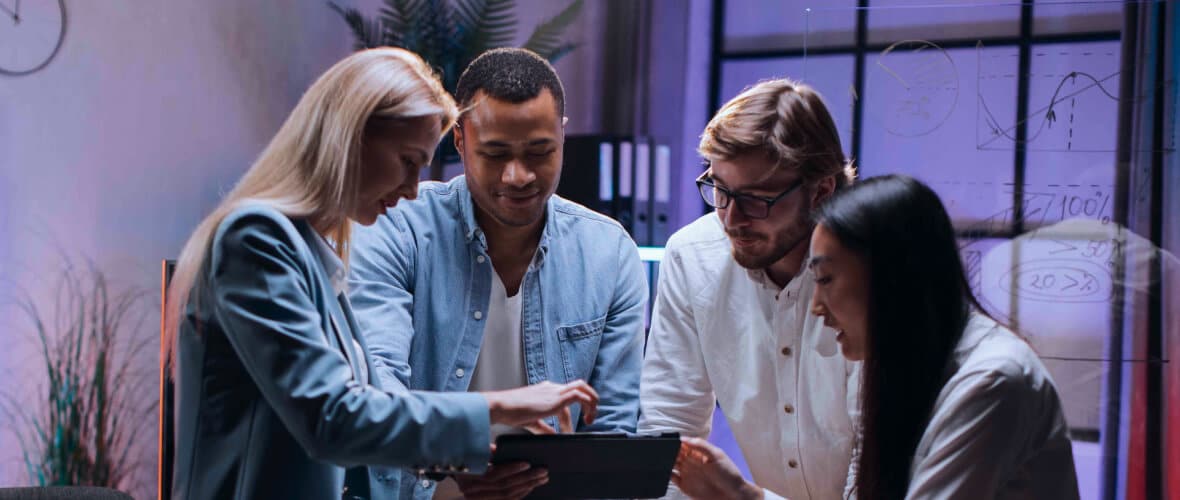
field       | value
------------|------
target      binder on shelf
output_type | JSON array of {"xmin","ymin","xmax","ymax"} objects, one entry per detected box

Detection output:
[
  {"xmin": 598, "ymin": 141, "xmax": 615, "ymax": 215},
  {"xmin": 632, "ymin": 139, "xmax": 653, "ymax": 246},
  {"xmin": 651, "ymin": 144, "xmax": 673, "ymax": 246},
  {"xmin": 557, "ymin": 135, "xmax": 615, "ymax": 218},
  {"xmin": 613, "ymin": 140, "xmax": 635, "ymax": 235},
  {"xmin": 559, "ymin": 135, "xmax": 673, "ymax": 248}
]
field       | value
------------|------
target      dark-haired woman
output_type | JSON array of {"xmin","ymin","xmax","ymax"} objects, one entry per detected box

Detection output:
[{"xmin": 673, "ymin": 175, "xmax": 1078, "ymax": 499}]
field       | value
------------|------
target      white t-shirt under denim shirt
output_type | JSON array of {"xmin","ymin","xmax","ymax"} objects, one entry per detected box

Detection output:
[
  {"xmin": 434, "ymin": 268, "xmax": 530, "ymax": 500},
  {"xmin": 468, "ymin": 268, "xmax": 529, "ymax": 433}
]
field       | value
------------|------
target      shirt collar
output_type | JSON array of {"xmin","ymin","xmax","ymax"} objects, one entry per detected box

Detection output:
[
  {"xmin": 744, "ymin": 253, "xmax": 813, "ymax": 295},
  {"xmin": 311, "ymin": 231, "xmax": 348, "ymax": 295},
  {"xmin": 454, "ymin": 175, "xmax": 554, "ymax": 265},
  {"xmin": 954, "ymin": 310, "xmax": 1000, "ymax": 360}
]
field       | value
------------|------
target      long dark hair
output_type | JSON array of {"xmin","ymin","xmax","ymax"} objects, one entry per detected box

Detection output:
[{"xmin": 814, "ymin": 175, "xmax": 984, "ymax": 499}]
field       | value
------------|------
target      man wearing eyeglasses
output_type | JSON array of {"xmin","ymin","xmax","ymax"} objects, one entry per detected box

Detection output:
[{"xmin": 638, "ymin": 79, "xmax": 861, "ymax": 500}]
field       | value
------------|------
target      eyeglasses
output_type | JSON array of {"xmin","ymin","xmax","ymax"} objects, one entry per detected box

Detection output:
[{"xmin": 695, "ymin": 170, "xmax": 804, "ymax": 219}]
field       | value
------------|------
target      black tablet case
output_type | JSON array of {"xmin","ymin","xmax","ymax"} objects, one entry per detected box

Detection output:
[{"xmin": 490, "ymin": 433, "xmax": 681, "ymax": 499}]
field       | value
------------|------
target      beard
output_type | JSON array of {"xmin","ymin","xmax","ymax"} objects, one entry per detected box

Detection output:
[{"xmin": 728, "ymin": 206, "xmax": 814, "ymax": 270}]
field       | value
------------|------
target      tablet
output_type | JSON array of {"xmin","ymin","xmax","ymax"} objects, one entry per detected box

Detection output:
[{"xmin": 489, "ymin": 432, "xmax": 681, "ymax": 499}]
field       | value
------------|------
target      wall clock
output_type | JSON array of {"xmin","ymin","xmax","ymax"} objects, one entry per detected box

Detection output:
[
  {"xmin": 0, "ymin": 0, "xmax": 66, "ymax": 76},
  {"xmin": 874, "ymin": 39, "xmax": 959, "ymax": 138}
]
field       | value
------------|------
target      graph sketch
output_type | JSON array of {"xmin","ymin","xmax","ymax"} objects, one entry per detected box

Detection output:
[
  {"xmin": 976, "ymin": 40, "xmax": 1176, "ymax": 153},
  {"xmin": 976, "ymin": 43, "xmax": 1123, "ymax": 152}
]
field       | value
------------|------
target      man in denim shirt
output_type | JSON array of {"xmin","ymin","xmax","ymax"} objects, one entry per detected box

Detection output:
[{"xmin": 349, "ymin": 48, "xmax": 647, "ymax": 500}]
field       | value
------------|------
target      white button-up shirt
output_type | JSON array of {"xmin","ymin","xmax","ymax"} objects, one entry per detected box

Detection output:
[
  {"xmin": 311, "ymin": 232, "xmax": 367, "ymax": 386},
  {"xmin": 639, "ymin": 213, "xmax": 859, "ymax": 500}
]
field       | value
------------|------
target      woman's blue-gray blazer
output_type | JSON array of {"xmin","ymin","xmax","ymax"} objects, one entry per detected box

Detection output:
[{"xmin": 172, "ymin": 205, "xmax": 491, "ymax": 500}]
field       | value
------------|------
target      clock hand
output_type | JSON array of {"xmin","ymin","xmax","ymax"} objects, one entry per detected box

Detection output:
[
  {"xmin": 876, "ymin": 60, "xmax": 910, "ymax": 90},
  {"xmin": 0, "ymin": 2, "xmax": 16, "ymax": 23}
]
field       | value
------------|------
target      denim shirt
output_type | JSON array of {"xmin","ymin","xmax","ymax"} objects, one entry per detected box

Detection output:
[{"xmin": 348, "ymin": 176, "xmax": 647, "ymax": 499}]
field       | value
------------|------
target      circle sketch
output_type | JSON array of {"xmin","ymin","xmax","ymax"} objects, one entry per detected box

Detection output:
[{"xmin": 874, "ymin": 39, "xmax": 959, "ymax": 137}]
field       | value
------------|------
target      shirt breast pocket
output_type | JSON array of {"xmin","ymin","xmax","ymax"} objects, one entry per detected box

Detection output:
[{"xmin": 555, "ymin": 315, "xmax": 607, "ymax": 381}]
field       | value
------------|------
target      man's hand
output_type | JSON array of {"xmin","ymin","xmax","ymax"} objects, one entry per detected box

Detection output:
[
  {"xmin": 672, "ymin": 437, "xmax": 762, "ymax": 500},
  {"xmin": 453, "ymin": 462, "xmax": 548, "ymax": 500}
]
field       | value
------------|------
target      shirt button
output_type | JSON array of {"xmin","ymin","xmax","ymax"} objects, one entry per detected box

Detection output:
[
  {"xmin": 473, "ymin": 311, "xmax": 483, "ymax": 320},
  {"xmin": 476, "ymin": 255, "xmax": 486, "ymax": 263},
  {"xmin": 455, "ymin": 368, "xmax": 465, "ymax": 378},
  {"xmin": 781, "ymin": 346, "xmax": 792, "ymax": 356},
  {"xmin": 788, "ymin": 459, "xmax": 798, "ymax": 468},
  {"xmin": 784, "ymin": 404, "xmax": 794, "ymax": 414},
  {"xmin": 420, "ymin": 479, "xmax": 431, "ymax": 488}
]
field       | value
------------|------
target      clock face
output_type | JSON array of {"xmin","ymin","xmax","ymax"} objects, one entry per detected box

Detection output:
[
  {"xmin": 873, "ymin": 40, "xmax": 960, "ymax": 137},
  {"xmin": 0, "ymin": 0, "xmax": 66, "ymax": 75}
]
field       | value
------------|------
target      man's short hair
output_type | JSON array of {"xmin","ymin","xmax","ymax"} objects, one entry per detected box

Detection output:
[
  {"xmin": 454, "ymin": 48, "xmax": 566, "ymax": 119},
  {"xmin": 699, "ymin": 78, "xmax": 855, "ymax": 189}
]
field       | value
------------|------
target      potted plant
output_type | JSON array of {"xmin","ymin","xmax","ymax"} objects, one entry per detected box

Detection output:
[{"xmin": 0, "ymin": 258, "xmax": 154, "ymax": 496}]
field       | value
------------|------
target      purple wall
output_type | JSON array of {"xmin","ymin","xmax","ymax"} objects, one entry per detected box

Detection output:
[{"xmin": 0, "ymin": 0, "xmax": 615, "ymax": 495}]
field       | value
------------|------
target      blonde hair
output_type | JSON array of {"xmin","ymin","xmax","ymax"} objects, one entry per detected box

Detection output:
[
  {"xmin": 699, "ymin": 78, "xmax": 856, "ymax": 188},
  {"xmin": 165, "ymin": 47, "xmax": 457, "ymax": 359}
]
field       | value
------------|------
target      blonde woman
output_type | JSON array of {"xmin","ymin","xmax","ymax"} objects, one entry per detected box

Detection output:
[{"xmin": 166, "ymin": 48, "xmax": 598, "ymax": 500}]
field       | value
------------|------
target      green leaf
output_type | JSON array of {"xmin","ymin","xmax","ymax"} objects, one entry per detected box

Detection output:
[
  {"xmin": 456, "ymin": 0, "xmax": 516, "ymax": 56},
  {"xmin": 416, "ymin": 0, "xmax": 459, "ymax": 66},
  {"xmin": 328, "ymin": 3, "xmax": 383, "ymax": 50},
  {"xmin": 522, "ymin": 0, "xmax": 582, "ymax": 61},
  {"xmin": 451, "ymin": 0, "xmax": 482, "ymax": 34},
  {"xmin": 545, "ymin": 42, "xmax": 578, "ymax": 63},
  {"xmin": 447, "ymin": 0, "xmax": 517, "ymax": 92},
  {"xmin": 379, "ymin": 0, "xmax": 421, "ymax": 48}
]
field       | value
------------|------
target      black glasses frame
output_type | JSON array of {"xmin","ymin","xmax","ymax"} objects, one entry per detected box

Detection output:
[{"xmin": 695, "ymin": 170, "xmax": 805, "ymax": 219}]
